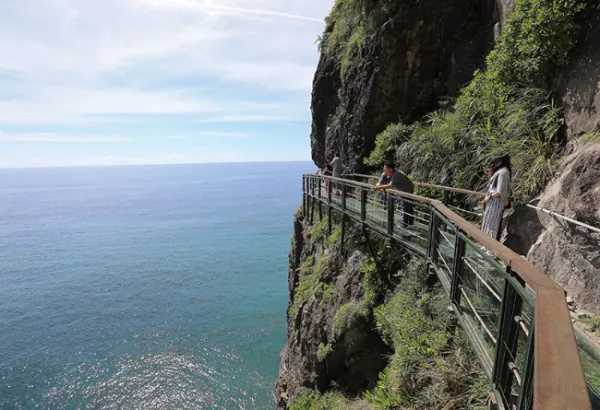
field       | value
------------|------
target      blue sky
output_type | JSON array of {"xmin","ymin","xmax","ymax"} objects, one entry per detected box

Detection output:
[{"xmin": 0, "ymin": 0, "xmax": 334, "ymax": 168}]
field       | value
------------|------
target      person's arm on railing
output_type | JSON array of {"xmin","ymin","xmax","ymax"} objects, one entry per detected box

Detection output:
[
  {"xmin": 372, "ymin": 184, "xmax": 392, "ymax": 192},
  {"xmin": 372, "ymin": 172, "xmax": 390, "ymax": 191}
]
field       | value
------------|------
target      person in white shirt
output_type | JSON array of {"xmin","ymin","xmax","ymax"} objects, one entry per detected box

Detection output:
[{"xmin": 481, "ymin": 154, "xmax": 511, "ymax": 241}]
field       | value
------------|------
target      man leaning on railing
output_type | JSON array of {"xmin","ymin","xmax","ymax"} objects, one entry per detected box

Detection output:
[{"xmin": 372, "ymin": 162, "xmax": 415, "ymax": 228}]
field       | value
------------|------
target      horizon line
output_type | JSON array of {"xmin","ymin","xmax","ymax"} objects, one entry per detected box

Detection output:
[{"xmin": 0, "ymin": 159, "xmax": 316, "ymax": 171}]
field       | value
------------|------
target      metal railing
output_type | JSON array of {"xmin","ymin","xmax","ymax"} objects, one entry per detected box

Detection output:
[{"xmin": 303, "ymin": 174, "xmax": 592, "ymax": 410}]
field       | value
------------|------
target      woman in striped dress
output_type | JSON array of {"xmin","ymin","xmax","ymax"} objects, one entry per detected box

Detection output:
[{"xmin": 481, "ymin": 155, "xmax": 511, "ymax": 241}]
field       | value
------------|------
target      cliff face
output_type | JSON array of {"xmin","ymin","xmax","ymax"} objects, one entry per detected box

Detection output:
[
  {"xmin": 275, "ymin": 214, "xmax": 395, "ymax": 408},
  {"xmin": 278, "ymin": 0, "xmax": 600, "ymax": 407},
  {"xmin": 275, "ymin": 213, "xmax": 488, "ymax": 409},
  {"xmin": 310, "ymin": 0, "xmax": 497, "ymax": 171},
  {"xmin": 554, "ymin": 3, "xmax": 600, "ymax": 140}
]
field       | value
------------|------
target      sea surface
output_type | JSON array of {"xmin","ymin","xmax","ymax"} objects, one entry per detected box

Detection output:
[{"xmin": 0, "ymin": 162, "xmax": 313, "ymax": 410}]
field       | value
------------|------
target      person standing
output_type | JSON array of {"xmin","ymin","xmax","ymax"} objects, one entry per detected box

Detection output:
[
  {"xmin": 331, "ymin": 153, "xmax": 343, "ymax": 179},
  {"xmin": 372, "ymin": 162, "xmax": 415, "ymax": 227},
  {"xmin": 481, "ymin": 154, "xmax": 511, "ymax": 241},
  {"xmin": 322, "ymin": 158, "xmax": 333, "ymax": 177}
]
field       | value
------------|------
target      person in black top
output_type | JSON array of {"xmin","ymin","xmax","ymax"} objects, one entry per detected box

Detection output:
[
  {"xmin": 322, "ymin": 158, "xmax": 333, "ymax": 177},
  {"xmin": 372, "ymin": 162, "xmax": 415, "ymax": 228}
]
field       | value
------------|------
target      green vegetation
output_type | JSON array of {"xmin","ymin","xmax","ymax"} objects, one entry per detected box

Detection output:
[
  {"xmin": 291, "ymin": 214, "xmax": 343, "ymax": 322},
  {"xmin": 319, "ymin": 0, "xmax": 398, "ymax": 82},
  {"xmin": 365, "ymin": 260, "xmax": 489, "ymax": 409},
  {"xmin": 330, "ymin": 246, "xmax": 398, "ymax": 340},
  {"xmin": 579, "ymin": 315, "xmax": 600, "ymax": 333},
  {"xmin": 290, "ymin": 391, "xmax": 351, "ymax": 410},
  {"xmin": 317, "ymin": 343, "xmax": 334, "ymax": 362},
  {"xmin": 331, "ymin": 300, "xmax": 369, "ymax": 339},
  {"xmin": 290, "ymin": 256, "xmax": 318, "ymax": 320},
  {"xmin": 365, "ymin": 0, "xmax": 588, "ymax": 201},
  {"xmin": 364, "ymin": 123, "xmax": 415, "ymax": 167}
]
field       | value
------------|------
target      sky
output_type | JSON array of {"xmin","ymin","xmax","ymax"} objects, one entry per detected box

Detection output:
[{"xmin": 0, "ymin": 0, "xmax": 334, "ymax": 168}]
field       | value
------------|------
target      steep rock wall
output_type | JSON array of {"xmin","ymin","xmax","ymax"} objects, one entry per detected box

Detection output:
[
  {"xmin": 527, "ymin": 142, "xmax": 600, "ymax": 314},
  {"xmin": 275, "ymin": 215, "xmax": 396, "ymax": 408},
  {"xmin": 310, "ymin": 0, "xmax": 497, "ymax": 172},
  {"xmin": 556, "ymin": 3, "xmax": 600, "ymax": 138}
]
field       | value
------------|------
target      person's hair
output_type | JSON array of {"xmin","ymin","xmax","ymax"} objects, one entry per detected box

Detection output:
[
  {"xmin": 491, "ymin": 154, "xmax": 511, "ymax": 175},
  {"xmin": 383, "ymin": 161, "xmax": 395, "ymax": 169},
  {"xmin": 334, "ymin": 152, "xmax": 340, "ymax": 157}
]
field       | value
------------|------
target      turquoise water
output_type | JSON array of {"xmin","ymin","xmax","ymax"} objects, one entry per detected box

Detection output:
[{"xmin": 0, "ymin": 162, "xmax": 312, "ymax": 409}]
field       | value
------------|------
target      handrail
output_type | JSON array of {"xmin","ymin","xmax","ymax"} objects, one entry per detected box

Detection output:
[
  {"xmin": 303, "ymin": 174, "xmax": 591, "ymax": 410},
  {"xmin": 350, "ymin": 173, "xmax": 600, "ymax": 235},
  {"xmin": 526, "ymin": 203, "xmax": 600, "ymax": 235},
  {"xmin": 344, "ymin": 173, "xmax": 486, "ymax": 197}
]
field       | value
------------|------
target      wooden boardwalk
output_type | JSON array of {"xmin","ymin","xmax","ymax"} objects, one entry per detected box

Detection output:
[{"xmin": 303, "ymin": 174, "xmax": 598, "ymax": 410}]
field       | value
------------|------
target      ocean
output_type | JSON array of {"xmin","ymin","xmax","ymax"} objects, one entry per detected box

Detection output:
[{"xmin": 0, "ymin": 162, "xmax": 313, "ymax": 410}]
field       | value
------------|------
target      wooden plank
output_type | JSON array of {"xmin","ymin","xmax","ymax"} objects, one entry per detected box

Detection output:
[{"xmin": 535, "ymin": 286, "xmax": 591, "ymax": 410}]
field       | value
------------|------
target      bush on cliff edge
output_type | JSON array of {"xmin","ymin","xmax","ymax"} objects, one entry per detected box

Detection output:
[{"xmin": 367, "ymin": 0, "xmax": 588, "ymax": 201}]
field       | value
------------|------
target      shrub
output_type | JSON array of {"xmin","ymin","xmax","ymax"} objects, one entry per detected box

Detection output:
[
  {"xmin": 580, "ymin": 315, "xmax": 600, "ymax": 333},
  {"xmin": 364, "ymin": 122, "xmax": 415, "ymax": 167},
  {"xmin": 290, "ymin": 391, "xmax": 350, "ymax": 410},
  {"xmin": 331, "ymin": 300, "xmax": 369, "ymax": 339},
  {"xmin": 369, "ymin": 0, "xmax": 589, "ymax": 202},
  {"xmin": 364, "ymin": 260, "xmax": 489, "ymax": 409},
  {"xmin": 317, "ymin": 343, "xmax": 333, "ymax": 361}
]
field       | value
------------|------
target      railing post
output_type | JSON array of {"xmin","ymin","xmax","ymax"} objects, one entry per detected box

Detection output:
[
  {"xmin": 450, "ymin": 233, "xmax": 465, "ymax": 305},
  {"xmin": 318, "ymin": 177, "xmax": 321, "ymax": 199},
  {"xmin": 340, "ymin": 214, "xmax": 346, "ymax": 251},
  {"xmin": 360, "ymin": 189, "xmax": 367, "ymax": 222},
  {"xmin": 302, "ymin": 175, "xmax": 306, "ymax": 217},
  {"xmin": 318, "ymin": 178, "xmax": 322, "ymax": 221},
  {"xmin": 387, "ymin": 195, "xmax": 394, "ymax": 236},
  {"xmin": 341, "ymin": 183, "xmax": 347, "ymax": 211},
  {"xmin": 428, "ymin": 209, "xmax": 440, "ymax": 263},
  {"xmin": 517, "ymin": 323, "xmax": 535, "ymax": 410},
  {"xmin": 492, "ymin": 275, "xmax": 523, "ymax": 409},
  {"xmin": 443, "ymin": 190, "xmax": 450, "ymax": 206}
]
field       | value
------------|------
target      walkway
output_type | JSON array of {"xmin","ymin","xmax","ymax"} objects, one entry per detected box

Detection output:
[{"xmin": 303, "ymin": 174, "xmax": 600, "ymax": 410}]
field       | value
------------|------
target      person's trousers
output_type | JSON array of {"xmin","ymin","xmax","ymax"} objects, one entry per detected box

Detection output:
[{"xmin": 402, "ymin": 200, "xmax": 414, "ymax": 227}]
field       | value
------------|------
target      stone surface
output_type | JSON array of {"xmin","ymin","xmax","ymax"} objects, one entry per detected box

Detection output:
[
  {"xmin": 310, "ymin": 0, "xmax": 497, "ymax": 172},
  {"xmin": 501, "ymin": 200, "xmax": 543, "ymax": 256},
  {"xmin": 527, "ymin": 143, "xmax": 600, "ymax": 314},
  {"xmin": 275, "ymin": 219, "xmax": 390, "ymax": 409},
  {"xmin": 555, "ymin": 4, "xmax": 600, "ymax": 139}
]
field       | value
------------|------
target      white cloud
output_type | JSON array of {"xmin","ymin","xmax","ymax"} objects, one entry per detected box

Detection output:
[
  {"xmin": 168, "ymin": 131, "xmax": 249, "ymax": 139},
  {"xmin": 0, "ymin": 0, "xmax": 333, "ymax": 167},
  {"xmin": 0, "ymin": 0, "xmax": 332, "ymax": 126},
  {"xmin": 135, "ymin": 0, "xmax": 323, "ymax": 23},
  {"xmin": 0, "ymin": 132, "xmax": 130, "ymax": 143}
]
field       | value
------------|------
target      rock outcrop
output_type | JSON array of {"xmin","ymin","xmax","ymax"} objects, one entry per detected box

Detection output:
[
  {"xmin": 275, "ymin": 215, "xmax": 393, "ymax": 408},
  {"xmin": 527, "ymin": 142, "xmax": 600, "ymax": 314},
  {"xmin": 278, "ymin": 0, "xmax": 600, "ymax": 407},
  {"xmin": 310, "ymin": 0, "xmax": 498, "ymax": 172},
  {"xmin": 556, "ymin": 3, "xmax": 600, "ymax": 138}
]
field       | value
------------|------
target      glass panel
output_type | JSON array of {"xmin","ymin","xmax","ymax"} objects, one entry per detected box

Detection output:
[
  {"xmin": 345, "ymin": 185, "xmax": 361, "ymax": 217},
  {"xmin": 365, "ymin": 190, "xmax": 387, "ymax": 230},
  {"xmin": 434, "ymin": 218, "xmax": 455, "ymax": 285},
  {"xmin": 457, "ymin": 245, "xmax": 504, "ymax": 358},
  {"xmin": 392, "ymin": 197, "xmax": 429, "ymax": 255}
]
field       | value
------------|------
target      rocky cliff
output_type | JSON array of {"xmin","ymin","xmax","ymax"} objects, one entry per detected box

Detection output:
[
  {"xmin": 310, "ymin": 0, "xmax": 498, "ymax": 172},
  {"xmin": 277, "ymin": 0, "xmax": 600, "ymax": 407},
  {"xmin": 275, "ymin": 213, "xmax": 488, "ymax": 409},
  {"xmin": 274, "ymin": 214, "xmax": 392, "ymax": 408}
]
